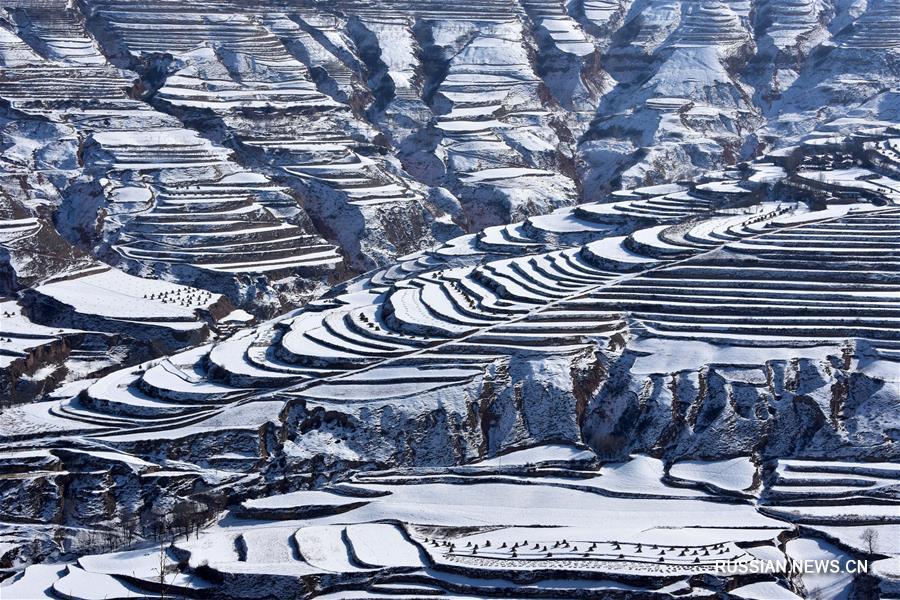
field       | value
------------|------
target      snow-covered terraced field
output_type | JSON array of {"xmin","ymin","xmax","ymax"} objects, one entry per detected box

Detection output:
[
  {"xmin": 1, "ymin": 128, "xmax": 899, "ymax": 600},
  {"xmin": 0, "ymin": 264, "xmax": 235, "ymax": 402},
  {"xmin": 4, "ymin": 151, "xmax": 894, "ymax": 439},
  {"xmin": 70, "ymin": 0, "xmax": 473, "ymax": 278},
  {"xmin": 11, "ymin": 445, "xmax": 897, "ymax": 598},
  {"xmin": 20, "ymin": 267, "xmax": 227, "ymax": 349},
  {"xmin": 755, "ymin": 0, "xmax": 824, "ymax": 50},
  {"xmin": 839, "ymin": 0, "xmax": 900, "ymax": 49},
  {"xmin": 139, "ymin": 24, "xmax": 426, "ymax": 209},
  {"xmin": 2, "ymin": 0, "xmax": 900, "ymax": 597},
  {"xmin": 0, "ymin": 299, "xmax": 78, "ymax": 370},
  {"xmin": 521, "ymin": 0, "xmax": 595, "ymax": 56},
  {"xmin": 0, "ymin": 1, "xmax": 343, "ymax": 296}
]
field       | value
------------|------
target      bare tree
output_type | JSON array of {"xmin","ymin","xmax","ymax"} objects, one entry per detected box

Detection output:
[
  {"xmin": 119, "ymin": 508, "xmax": 139, "ymax": 548},
  {"xmin": 153, "ymin": 539, "xmax": 179, "ymax": 600},
  {"xmin": 155, "ymin": 540, "xmax": 168, "ymax": 600},
  {"xmin": 145, "ymin": 512, "xmax": 171, "ymax": 543},
  {"xmin": 860, "ymin": 528, "xmax": 879, "ymax": 554},
  {"xmin": 172, "ymin": 500, "xmax": 204, "ymax": 541}
]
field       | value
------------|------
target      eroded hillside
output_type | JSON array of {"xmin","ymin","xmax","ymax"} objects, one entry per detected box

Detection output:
[
  {"xmin": 1, "ymin": 124, "xmax": 899, "ymax": 597},
  {"xmin": 1, "ymin": 1, "xmax": 899, "ymax": 598}
]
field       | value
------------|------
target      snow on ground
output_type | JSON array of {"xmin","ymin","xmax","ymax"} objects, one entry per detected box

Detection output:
[
  {"xmin": 0, "ymin": 300, "xmax": 78, "ymax": 368},
  {"xmin": 0, "ymin": 218, "xmax": 41, "ymax": 243},
  {"xmin": 175, "ymin": 528, "xmax": 240, "ymax": 568},
  {"xmin": 767, "ymin": 504, "xmax": 899, "ymax": 520},
  {"xmin": 460, "ymin": 167, "xmax": 556, "ymax": 182},
  {"xmin": 295, "ymin": 525, "xmax": 370, "ymax": 573},
  {"xmin": 77, "ymin": 548, "xmax": 212, "ymax": 590},
  {"xmin": 345, "ymin": 523, "xmax": 424, "ymax": 568},
  {"xmin": 0, "ymin": 75, "xmax": 896, "ymax": 595},
  {"xmin": 629, "ymin": 224, "xmax": 692, "ymax": 252},
  {"xmin": 220, "ymin": 309, "xmax": 254, "ymax": 323},
  {"xmin": 100, "ymin": 400, "xmax": 285, "ymax": 442},
  {"xmin": 526, "ymin": 209, "xmax": 608, "ymax": 234},
  {"xmin": 311, "ymin": 480, "xmax": 784, "ymax": 537},
  {"xmin": 569, "ymin": 455, "xmax": 708, "ymax": 497},
  {"xmin": 65, "ymin": 448, "xmax": 157, "ymax": 471},
  {"xmin": 873, "ymin": 556, "xmax": 900, "ymax": 579},
  {"xmin": 670, "ymin": 457, "xmax": 757, "ymax": 492},
  {"xmin": 748, "ymin": 163, "xmax": 787, "ymax": 183},
  {"xmin": 34, "ymin": 267, "xmax": 220, "ymax": 320},
  {"xmin": 467, "ymin": 444, "xmax": 595, "ymax": 467},
  {"xmin": 627, "ymin": 338, "xmax": 843, "ymax": 375},
  {"xmin": 810, "ymin": 524, "xmax": 900, "ymax": 556},
  {"xmin": 140, "ymin": 471, "xmax": 792, "ymax": 587},
  {"xmin": 52, "ymin": 565, "xmax": 152, "ymax": 600},
  {"xmin": 584, "ymin": 236, "xmax": 660, "ymax": 266},
  {"xmin": 785, "ymin": 537, "xmax": 856, "ymax": 600},
  {"xmin": 241, "ymin": 489, "xmax": 365, "ymax": 511},
  {"xmin": 0, "ymin": 564, "xmax": 67, "ymax": 599},
  {"xmin": 731, "ymin": 581, "xmax": 802, "ymax": 599},
  {"xmin": 0, "ymin": 400, "xmax": 105, "ymax": 437}
]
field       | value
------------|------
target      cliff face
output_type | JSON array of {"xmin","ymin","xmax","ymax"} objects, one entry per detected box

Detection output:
[
  {"xmin": 581, "ymin": 341, "xmax": 898, "ymax": 462},
  {"xmin": 254, "ymin": 338, "xmax": 895, "ymax": 475}
]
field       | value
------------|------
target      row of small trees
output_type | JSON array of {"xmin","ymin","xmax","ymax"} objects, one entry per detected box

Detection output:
[{"xmin": 67, "ymin": 500, "xmax": 218, "ymax": 564}]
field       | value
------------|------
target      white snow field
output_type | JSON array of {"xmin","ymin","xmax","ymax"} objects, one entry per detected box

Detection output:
[
  {"xmin": 670, "ymin": 457, "xmax": 758, "ymax": 493},
  {"xmin": 1, "ymin": 1, "xmax": 900, "ymax": 597},
  {"xmin": 33, "ymin": 267, "xmax": 220, "ymax": 323},
  {"xmin": 466, "ymin": 443, "xmax": 596, "ymax": 468},
  {"xmin": 2, "ymin": 452, "xmax": 791, "ymax": 597},
  {"xmin": 2, "ymin": 130, "xmax": 899, "ymax": 596},
  {"xmin": 17, "ymin": 442, "xmax": 898, "ymax": 598}
]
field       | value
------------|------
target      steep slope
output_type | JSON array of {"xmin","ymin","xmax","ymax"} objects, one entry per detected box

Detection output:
[
  {"xmin": 1, "ymin": 2, "xmax": 899, "ymax": 597},
  {"xmin": 0, "ymin": 129, "xmax": 896, "ymax": 598},
  {"xmin": 0, "ymin": 2, "xmax": 342, "ymax": 314},
  {"xmin": 2, "ymin": 0, "xmax": 899, "ymax": 304}
]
